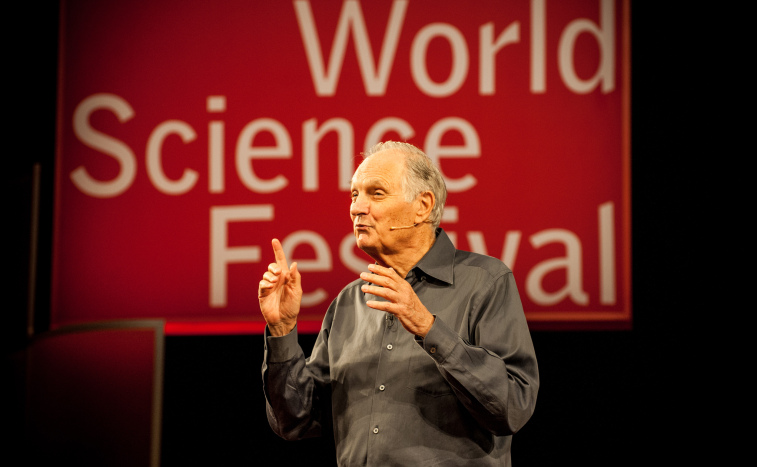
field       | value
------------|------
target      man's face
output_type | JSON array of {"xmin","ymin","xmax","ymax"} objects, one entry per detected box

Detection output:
[{"xmin": 350, "ymin": 150, "xmax": 418, "ymax": 258}]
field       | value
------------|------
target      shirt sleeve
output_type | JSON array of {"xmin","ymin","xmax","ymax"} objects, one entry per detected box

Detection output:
[
  {"xmin": 262, "ymin": 314, "xmax": 333, "ymax": 441},
  {"xmin": 416, "ymin": 270, "xmax": 539, "ymax": 436}
]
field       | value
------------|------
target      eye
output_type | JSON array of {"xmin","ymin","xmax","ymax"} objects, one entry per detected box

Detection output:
[{"xmin": 351, "ymin": 191, "xmax": 358, "ymax": 202}]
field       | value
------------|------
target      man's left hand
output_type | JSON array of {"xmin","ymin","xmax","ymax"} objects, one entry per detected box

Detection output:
[{"xmin": 360, "ymin": 264, "xmax": 435, "ymax": 337}]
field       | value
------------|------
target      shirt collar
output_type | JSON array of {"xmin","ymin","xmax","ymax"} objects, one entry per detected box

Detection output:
[{"xmin": 412, "ymin": 228, "xmax": 455, "ymax": 285}]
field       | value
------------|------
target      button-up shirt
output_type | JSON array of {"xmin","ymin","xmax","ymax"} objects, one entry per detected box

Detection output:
[{"xmin": 263, "ymin": 229, "xmax": 539, "ymax": 466}]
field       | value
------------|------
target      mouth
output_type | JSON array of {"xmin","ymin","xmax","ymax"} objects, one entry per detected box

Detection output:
[{"xmin": 353, "ymin": 216, "xmax": 372, "ymax": 230}]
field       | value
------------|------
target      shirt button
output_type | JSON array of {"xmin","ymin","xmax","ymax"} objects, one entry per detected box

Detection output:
[
  {"xmin": 379, "ymin": 385, "xmax": 385, "ymax": 391},
  {"xmin": 429, "ymin": 346, "xmax": 436, "ymax": 354},
  {"xmin": 386, "ymin": 344, "xmax": 393, "ymax": 350},
  {"xmin": 373, "ymin": 427, "xmax": 379, "ymax": 434}
]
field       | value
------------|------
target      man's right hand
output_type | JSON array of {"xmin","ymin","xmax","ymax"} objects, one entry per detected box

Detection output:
[{"xmin": 258, "ymin": 238, "xmax": 302, "ymax": 336}]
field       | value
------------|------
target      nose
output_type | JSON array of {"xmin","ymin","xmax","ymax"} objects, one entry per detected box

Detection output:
[{"xmin": 350, "ymin": 192, "xmax": 368, "ymax": 218}]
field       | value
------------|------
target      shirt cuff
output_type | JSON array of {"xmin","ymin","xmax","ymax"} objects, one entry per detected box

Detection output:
[
  {"xmin": 414, "ymin": 316, "xmax": 458, "ymax": 364},
  {"xmin": 264, "ymin": 324, "xmax": 300, "ymax": 363}
]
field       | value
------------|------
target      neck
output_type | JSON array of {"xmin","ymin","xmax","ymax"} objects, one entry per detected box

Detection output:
[{"xmin": 372, "ymin": 226, "xmax": 436, "ymax": 278}]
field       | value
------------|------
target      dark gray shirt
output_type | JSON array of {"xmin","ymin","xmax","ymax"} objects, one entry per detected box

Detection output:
[{"xmin": 263, "ymin": 229, "xmax": 539, "ymax": 466}]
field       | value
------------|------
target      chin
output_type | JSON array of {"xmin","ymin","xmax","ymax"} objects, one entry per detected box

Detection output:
[
  {"xmin": 355, "ymin": 238, "xmax": 372, "ymax": 252},
  {"xmin": 355, "ymin": 236, "xmax": 377, "ymax": 256}
]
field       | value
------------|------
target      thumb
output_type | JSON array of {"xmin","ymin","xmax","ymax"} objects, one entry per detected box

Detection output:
[{"xmin": 290, "ymin": 262, "xmax": 301, "ymax": 288}]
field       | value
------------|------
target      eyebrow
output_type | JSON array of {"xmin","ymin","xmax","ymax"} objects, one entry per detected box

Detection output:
[{"xmin": 351, "ymin": 177, "xmax": 388, "ymax": 191}]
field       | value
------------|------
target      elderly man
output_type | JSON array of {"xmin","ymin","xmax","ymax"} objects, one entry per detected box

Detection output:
[{"xmin": 259, "ymin": 141, "xmax": 539, "ymax": 466}]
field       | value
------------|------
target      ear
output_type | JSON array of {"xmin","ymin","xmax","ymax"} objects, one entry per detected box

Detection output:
[{"xmin": 414, "ymin": 191, "xmax": 435, "ymax": 224}]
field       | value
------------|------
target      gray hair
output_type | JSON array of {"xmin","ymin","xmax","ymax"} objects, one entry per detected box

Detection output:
[{"xmin": 362, "ymin": 141, "xmax": 447, "ymax": 229}]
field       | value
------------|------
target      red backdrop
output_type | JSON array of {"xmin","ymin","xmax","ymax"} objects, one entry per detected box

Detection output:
[{"xmin": 53, "ymin": 0, "xmax": 631, "ymax": 333}]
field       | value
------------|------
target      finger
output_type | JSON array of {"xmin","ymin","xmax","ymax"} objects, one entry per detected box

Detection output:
[
  {"xmin": 258, "ymin": 280, "xmax": 275, "ymax": 297},
  {"xmin": 360, "ymin": 271, "xmax": 395, "ymax": 290},
  {"xmin": 361, "ymin": 283, "xmax": 395, "ymax": 301},
  {"xmin": 263, "ymin": 271, "xmax": 278, "ymax": 283},
  {"xmin": 271, "ymin": 238, "xmax": 289, "ymax": 271},
  {"xmin": 367, "ymin": 263, "xmax": 396, "ymax": 277},
  {"xmin": 367, "ymin": 265, "xmax": 401, "ymax": 285},
  {"xmin": 267, "ymin": 262, "xmax": 281, "ymax": 274},
  {"xmin": 365, "ymin": 300, "xmax": 393, "ymax": 312}
]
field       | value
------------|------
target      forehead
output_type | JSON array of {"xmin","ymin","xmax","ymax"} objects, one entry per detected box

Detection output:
[{"xmin": 352, "ymin": 150, "xmax": 405, "ymax": 187}]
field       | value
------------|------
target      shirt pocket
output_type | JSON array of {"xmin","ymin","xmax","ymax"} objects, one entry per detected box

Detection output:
[{"xmin": 406, "ymin": 343, "xmax": 453, "ymax": 396}]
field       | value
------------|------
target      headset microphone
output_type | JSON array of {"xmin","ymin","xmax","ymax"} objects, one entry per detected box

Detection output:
[{"xmin": 390, "ymin": 223, "xmax": 418, "ymax": 231}]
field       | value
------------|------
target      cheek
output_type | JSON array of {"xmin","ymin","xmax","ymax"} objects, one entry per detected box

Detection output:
[
  {"xmin": 387, "ymin": 213, "xmax": 404, "ymax": 224},
  {"xmin": 374, "ymin": 200, "xmax": 412, "ymax": 226}
]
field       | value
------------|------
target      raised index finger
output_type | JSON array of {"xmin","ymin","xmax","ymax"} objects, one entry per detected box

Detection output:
[{"xmin": 271, "ymin": 238, "xmax": 289, "ymax": 271}]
